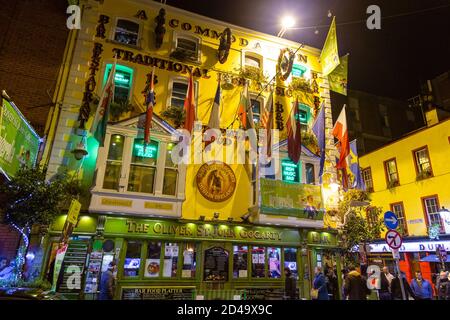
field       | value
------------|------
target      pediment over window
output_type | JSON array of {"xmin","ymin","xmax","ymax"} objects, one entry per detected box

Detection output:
[
  {"xmin": 111, "ymin": 112, "xmax": 178, "ymax": 136},
  {"xmin": 274, "ymin": 139, "xmax": 320, "ymax": 159}
]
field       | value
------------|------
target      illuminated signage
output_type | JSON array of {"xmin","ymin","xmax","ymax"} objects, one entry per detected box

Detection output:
[
  {"xmin": 133, "ymin": 141, "xmax": 158, "ymax": 158},
  {"xmin": 281, "ymin": 159, "xmax": 300, "ymax": 183},
  {"xmin": 292, "ymin": 64, "xmax": 307, "ymax": 78}
]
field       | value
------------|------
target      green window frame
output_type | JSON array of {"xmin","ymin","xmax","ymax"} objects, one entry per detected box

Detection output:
[{"xmin": 103, "ymin": 64, "xmax": 134, "ymax": 104}]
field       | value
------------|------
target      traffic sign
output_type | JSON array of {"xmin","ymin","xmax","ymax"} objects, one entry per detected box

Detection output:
[
  {"xmin": 384, "ymin": 211, "xmax": 399, "ymax": 230},
  {"xmin": 385, "ymin": 230, "xmax": 403, "ymax": 249}
]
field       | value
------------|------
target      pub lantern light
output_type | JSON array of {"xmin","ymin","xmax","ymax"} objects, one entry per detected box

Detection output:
[{"xmin": 71, "ymin": 136, "xmax": 88, "ymax": 160}]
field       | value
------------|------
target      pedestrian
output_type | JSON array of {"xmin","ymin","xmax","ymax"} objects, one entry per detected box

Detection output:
[
  {"xmin": 284, "ymin": 267, "xmax": 297, "ymax": 300},
  {"xmin": 391, "ymin": 271, "xmax": 415, "ymax": 300},
  {"xmin": 344, "ymin": 265, "xmax": 370, "ymax": 300},
  {"xmin": 99, "ymin": 261, "xmax": 117, "ymax": 300},
  {"xmin": 436, "ymin": 271, "xmax": 449, "ymax": 300},
  {"xmin": 326, "ymin": 268, "xmax": 339, "ymax": 300},
  {"xmin": 378, "ymin": 266, "xmax": 394, "ymax": 300},
  {"xmin": 341, "ymin": 268, "xmax": 349, "ymax": 300},
  {"xmin": 312, "ymin": 266, "xmax": 329, "ymax": 300},
  {"xmin": 410, "ymin": 271, "xmax": 433, "ymax": 300}
]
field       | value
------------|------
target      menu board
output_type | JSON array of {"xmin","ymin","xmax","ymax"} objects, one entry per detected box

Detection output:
[
  {"xmin": 241, "ymin": 288, "xmax": 285, "ymax": 300},
  {"xmin": 203, "ymin": 247, "xmax": 229, "ymax": 281},
  {"xmin": 121, "ymin": 287, "xmax": 195, "ymax": 300}
]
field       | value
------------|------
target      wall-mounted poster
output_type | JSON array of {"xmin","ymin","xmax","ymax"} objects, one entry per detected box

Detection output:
[{"xmin": 260, "ymin": 178, "xmax": 324, "ymax": 220}]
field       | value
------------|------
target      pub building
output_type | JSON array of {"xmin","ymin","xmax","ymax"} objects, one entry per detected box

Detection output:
[{"xmin": 39, "ymin": 0, "xmax": 342, "ymax": 300}]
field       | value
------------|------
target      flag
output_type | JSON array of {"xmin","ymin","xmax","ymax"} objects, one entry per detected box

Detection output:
[
  {"xmin": 205, "ymin": 80, "xmax": 221, "ymax": 148},
  {"xmin": 348, "ymin": 139, "xmax": 366, "ymax": 190},
  {"xmin": 183, "ymin": 71, "xmax": 196, "ymax": 134},
  {"xmin": 328, "ymin": 54, "xmax": 348, "ymax": 96},
  {"xmin": 261, "ymin": 91, "xmax": 274, "ymax": 157},
  {"xmin": 90, "ymin": 61, "xmax": 116, "ymax": 146},
  {"xmin": 312, "ymin": 103, "xmax": 326, "ymax": 183},
  {"xmin": 286, "ymin": 98, "xmax": 302, "ymax": 164},
  {"xmin": 144, "ymin": 66, "xmax": 156, "ymax": 145},
  {"xmin": 238, "ymin": 81, "xmax": 254, "ymax": 130},
  {"xmin": 320, "ymin": 16, "xmax": 340, "ymax": 76},
  {"xmin": 332, "ymin": 105, "xmax": 350, "ymax": 186},
  {"xmin": 336, "ymin": 157, "xmax": 349, "ymax": 192}
]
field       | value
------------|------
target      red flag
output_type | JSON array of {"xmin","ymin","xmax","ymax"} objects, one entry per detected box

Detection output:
[
  {"xmin": 183, "ymin": 71, "xmax": 196, "ymax": 134},
  {"xmin": 144, "ymin": 66, "xmax": 156, "ymax": 145},
  {"xmin": 286, "ymin": 99, "xmax": 302, "ymax": 164},
  {"xmin": 332, "ymin": 105, "xmax": 350, "ymax": 170}
]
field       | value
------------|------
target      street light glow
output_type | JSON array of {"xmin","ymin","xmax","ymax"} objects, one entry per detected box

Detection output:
[{"xmin": 281, "ymin": 16, "xmax": 295, "ymax": 29}]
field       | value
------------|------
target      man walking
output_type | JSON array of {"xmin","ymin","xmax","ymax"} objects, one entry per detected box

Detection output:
[
  {"xmin": 378, "ymin": 266, "xmax": 394, "ymax": 300},
  {"xmin": 344, "ymin": 265, "xmax": 370, "ymax": 300},
  {"xmin": 99, "ymin": 261, "xmax": 117, "ymax": 300},
  {"xmin": 410, "ymin": 271, "xmax": 433, "ymax": 300}
]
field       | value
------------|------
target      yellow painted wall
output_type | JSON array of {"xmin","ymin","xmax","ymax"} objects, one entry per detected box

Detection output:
[{"xmin": 359, "ymin": 119, "xmax": 450, "ymax": 237}]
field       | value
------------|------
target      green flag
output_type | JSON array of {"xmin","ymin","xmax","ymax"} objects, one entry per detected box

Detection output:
[
  {"xmin": 320, "ymin": 16, "xmax": 340, "ymax": 76},
  {"xmin": 328, "ymin": 54, "xmax": 348, "ymax": 96}
]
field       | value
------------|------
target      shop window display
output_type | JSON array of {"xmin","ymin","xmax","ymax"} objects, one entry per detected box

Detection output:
[
  {"xmin": 251, "ymin": 246, "xmax": 265, "ymax": 278},
  {"xmin": 284, "ymin": 248, "xmax": 298, "ymax": 278},
  {"xmin": 144, "ymin": 242, "xmax": 161, "ymax": 278},
  {"xmin": 181, "ymin": 243, "xmax": 196, "ymax": 278},
  {"xmin": 233, "ymin": 245, "xmax": 248, "ymax": 278},
  {"xmin": 163, "ymin": 243, "xmax": 179, "ymax": 278},
  {"xmin": 123, "ymin": 241, "xmax": 142, "ymax": 277},
  {"xmin": 267, "ymin": 247, "xmax": 281, "ymax": 278}
]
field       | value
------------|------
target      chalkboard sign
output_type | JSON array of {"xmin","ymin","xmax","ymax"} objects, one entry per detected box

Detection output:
[
  {"xmin": 240, "ymin": 287, "xmax": 285, "ymax": 300},
  {"xmin": 203, "ymin": 246, "xmax": 229, "ymax": 281},
  {"xmin": 121, "ymin": 287, "xmax": 195, "ymax": 300}
]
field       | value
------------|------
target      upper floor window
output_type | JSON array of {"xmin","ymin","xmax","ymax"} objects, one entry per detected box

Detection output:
[
  {"xmin": 305, "ymin": 163, "xmax": 315, "ymax": 184},
  {"xmin": 114, "ymin": 19, "xmax": 139, "ymax": 46},
  {"xmin": 127, "ymin": 139, "xmax": 158, "ymax": 194},
  {"xmin": 413, "ymin": 146, "xmax": 432, "ymax": 178},
  {"xmin": 168, "ymin": 77, "xmax": 198, "ymax": 110},
  {"xmin": 390, "ymin": 202, "xmax": 408, "ymax": 235},
  {"xmin": 384, "ymin": 158, "xmax": 399, "ymax": 188},
  {"xmin": 245, "ymin": 55, "xmax": 261, "ymax": 69},
  {"xmin": 163, "ymin": 143, "xmax": 178, "ymax": 196},
  {"xmin": 250, "ymin": 95, "xmax": 263, "ymax": 124},
  {"xmin": 103, "ymin": 134, "xmax": 125, "ymax": 190},
  {"xmin": 422, "ymin": 196, "xmax": 443, "ymax": 233},
  {"xmin": 172, "ymin": 34, "xmax": 200, "ymax": 63},
  {"xmin": 104, "ymin": 64, "xmax": 134, "ymax": 104},
  {"xmin": 362, "ymin": 168, "xmax": 373, "ymax": 192}
]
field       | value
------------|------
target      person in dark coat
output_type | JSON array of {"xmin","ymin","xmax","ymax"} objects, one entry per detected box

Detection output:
[
  {"xmin": 284, "ymin": 267, "xmax": 297, "ymax": 299},
  {"xmin": 378, "ymin": 267, "xmax": 393, "ymax": 300},
  {"xmin": 391, "ymin": 271, "xmax": 415, "ymax": 300},
  {"xmin": 326, "ymin": 268, "xmax": 339, "ymax": 300},
  {"xmin": 344, "ymin": 265, "xmax": 370, "ymax": 300},
  {"xmin": 313, "ymin": 266, "xmax": 329, "ymax": 300},
  {"xmin": 436, "ymin": 271, "xmax": 450, "ymax": 300},
  {"xmin": 98, "ymin": 261, "xmax": 117, "ymax": 300}
]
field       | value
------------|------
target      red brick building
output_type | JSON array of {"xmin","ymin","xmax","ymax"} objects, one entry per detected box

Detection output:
[{"xmin": 0, "ymin": 0, "xmax": 68, "ymax": 261}]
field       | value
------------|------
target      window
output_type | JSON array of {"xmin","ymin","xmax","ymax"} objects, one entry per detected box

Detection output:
[
  {"xmin": 390, "ymin": 203, "xmax": 408, "ymax": 235},
  {"xmin": 423, "ymin": 196, "xmax": 443, "ymax": 232},
  {"xmin": 144, "ymin": 242, "xmax": 161, "ymax": 278},
  {"xmin": 170, "ymin": 81, "xmax": 188, "ymax": 108},
  {"xmin": 245, "ymin": 55, "xmax": 261, "ymax": 69},
  {"xmin": 123, "ymin": 241, "xmax": 142, "ymax": 277},
  {"xmin": 305, "ymin": 163, "xmax": 315, "ymax": 184},
  {"xmin": 251, "ymin": 246, "xmax": 265, "ymax": 278},
  {"xmin": 103, "ymin": 134, "xmax": 125, "ymax": 190},
  {"xmin": 127, "ymin": 139, "xmax": 158, "ymax": 194},
  {"xmin": 181, "ymin": 243, "xmax": 196, "ymax": 278},
  {"xmin": 362, "ymin": 168, "xmax": 374, "ymax": 192},
  {"xmin": 250, "ymin": 97, "xmax": 262, "ymax": 124},
  {"xmin": 384, "ymin": 158, "xmax": 399, "ymax": 187},
  {"xmin": 163, "ymin": 143, "xmax": 178, "ymax": 195},
  {"xmin": 104, "ymin": 64, "xmax": 133, "ymax": 104},
  {"xmin": 284, "ymin": 248, "xmax": 298, "ymax": 279},
  {"xmin": 174, "ymin": 36, "xmax": 200, "ymax": 62},
  {"xmin": 233, "ymin": 245, "xmax": 248, "ymax": 279},
  {"xmin": 163, "ymin": 243, "xmax": 179, "ymax": 278},
  {"xmin": 267, "ymin": 247, "xmax": 281, "ymax": 279},
  {"xmin": 413, "ymin": 147, "xmax": 432, "ymax": 177},
  {"xmin": 114, "ymin": 19, "xmax": 139, "ymax": 46}
]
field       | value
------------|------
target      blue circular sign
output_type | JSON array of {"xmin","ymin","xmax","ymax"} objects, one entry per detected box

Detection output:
[{"xmin": 384, "ymin": 211, "xmax": 399, "ymax": 230}]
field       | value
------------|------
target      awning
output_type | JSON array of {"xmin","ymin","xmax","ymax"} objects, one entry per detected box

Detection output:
[{"xmin": 420, "ymin": 255, "xmax": 448, "ymax": 262}]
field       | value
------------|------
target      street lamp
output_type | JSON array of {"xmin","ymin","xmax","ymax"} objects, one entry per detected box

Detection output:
[{"xmin": 277, "ymin": 16, "xmax": 295, "ymax": 38}]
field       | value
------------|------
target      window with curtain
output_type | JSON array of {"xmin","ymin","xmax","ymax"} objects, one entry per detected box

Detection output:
[
  {"xmin": 390, "ymin": 203, "xmax": 408, "ymax": 235},
  {"xmin": 127, "ymin": 139, "xmax": 158, "ymax": 193},
  {"xmin": 384, "ymin": 159, "xmax": 399, "ymax": 186},
  {"xmin": 423, "ymin": 196, "xmax": 443, "ymax": 232},
  {"xmin": 170, "ymin": 81, "xmax": 188, "ymax": 108}
]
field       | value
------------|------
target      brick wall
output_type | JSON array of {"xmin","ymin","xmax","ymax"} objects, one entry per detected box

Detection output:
[
  {"xmin": 0, "ymin": 224, "xmax": 20, "ymax": 261},
  {"xmin": 0, "ymin": 0, "xmax": 69, "ymax": 136}
]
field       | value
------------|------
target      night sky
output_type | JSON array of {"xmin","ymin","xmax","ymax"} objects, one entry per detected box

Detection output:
[{"xmin": 162, "ymin": 0, "xmax": 450, "ymax": 100}]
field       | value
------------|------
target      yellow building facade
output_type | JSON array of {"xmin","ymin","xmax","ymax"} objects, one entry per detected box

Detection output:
[
  {"xmin": 360, "ymin": 113, "xmax": 450, "ymax": 237},
  {"xmin": 38, "ymin": 0, "xmax": 343, "ymax": 300}
]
